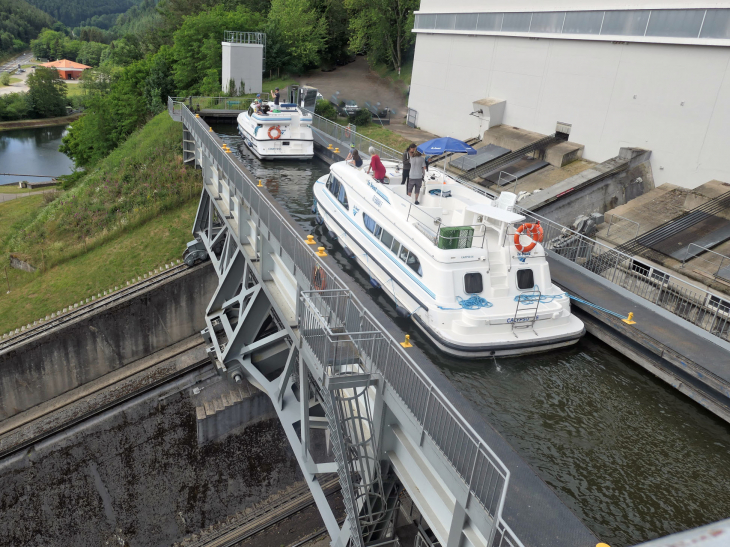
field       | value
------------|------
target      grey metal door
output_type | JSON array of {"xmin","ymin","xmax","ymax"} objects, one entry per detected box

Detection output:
[{"xmin": 407, "ymin": 108, "xmax": 418, "ymax": 128}]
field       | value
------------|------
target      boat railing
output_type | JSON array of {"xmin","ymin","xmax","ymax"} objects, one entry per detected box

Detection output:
[{"xmin": 406, "ymin": 203, "xmax": 489, "ymax": 252}]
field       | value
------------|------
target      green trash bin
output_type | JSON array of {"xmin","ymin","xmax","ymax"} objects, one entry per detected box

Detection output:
[{"xmin": 438, "ymin": 226, "xmax": 474, "ymax": 249}]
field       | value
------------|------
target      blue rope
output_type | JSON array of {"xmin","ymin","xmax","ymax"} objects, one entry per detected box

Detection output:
[
  {"xmin": 565, "ymin": 294, "xmax": 628, "ymax": 320},
  {"xmin": 457, "ymin": 295, "xmax": 493, "ymax": 309}
]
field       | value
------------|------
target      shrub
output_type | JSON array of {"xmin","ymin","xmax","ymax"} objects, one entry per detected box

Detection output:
[
  {"xmin": 348, "ymin": 108, "xmax": 371, "ymax": 127},
  {"xmin": 315, "ymin": 99, "xmax": 336, "ymax": 121},
  {"xmin": 0, "ymin": 71, "xmax": 10, "ymax": 86}
]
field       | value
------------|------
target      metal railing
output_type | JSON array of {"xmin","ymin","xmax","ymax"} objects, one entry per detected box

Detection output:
[
  {"xmin": 171, "ymin": 98, "xmax": 520, "ymax": 545},
  {"xmin": 681, "ymin": 244, "xmax": 730, "ymax": 282},
  {"xmin": 311, "ymin": 113, "xmax": 401, "ymax": 161},
  {"xmin": 223, "ymin": 31, "xmax": 266, "ymax": 69},
  {"xmin": 606, "ymin": 213, "xmax": 640, "ymax": 240},
  {"xmin": 518, "ymin": 207, "xmax": 730, "ymax": 342},
  {"xmin": 171, "ymin": 95, "xmax": 269, "ymax": 113}
]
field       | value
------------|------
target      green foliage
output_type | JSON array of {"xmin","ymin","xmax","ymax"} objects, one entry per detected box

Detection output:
[
  {"xmin": 27, "ymin": 66, "xmax": 67, "ymax": 117},
  {"xmin": 265, "ymin": 0, "xmax": 326, "ymax": 74},
  {"xmin": 312, "ymin": 0, "xmax": 349, "ymax": 66},
  {"xmin": 76, "ymin": 26, "xmax": 110, "ymax": 43},
  {"xmin": 57, "ymin": 169, "xmax": 85, "ymax": 190},
  {"xmin": 30, "ymin": 28, "xmax": 82, "ymax": 60},
  {"xmin": 0, "ymin": 0, "xmax": 54, "ymax": 57},
  {"xmin": 0, "ymin": 71, "xmax": 9, "ymax": 86},
  {"xmin": 345, "ymin": 0, "xmax": 417, "ymax": 71},
  {"xmin": 61, "ymin": 57, "xmax": 149, "ymax": 166},
  {"xmin": 315, "ymin": 98, "xmax": 336, "ymax": 121},
  {"xmin": 76, "ymin": 40, "xmax": 109, "ymax": 66},
  {"xmin": 0, "ymin": 92, "xmax": 31, "ymax": 120},
  {"xmin": 171, "ymin": 5, "xmax": 263, "ymax": 95},
  {"xmin": 143, "ymin": 45, "xmax": 174, "ymax": 114},
  {"xmin": 24, "ymin": 0, "xmax": 139, "ymax": 28},
  {"xmin": 348, "ymin": 108, "xmax": 370, "ymax": 126}
]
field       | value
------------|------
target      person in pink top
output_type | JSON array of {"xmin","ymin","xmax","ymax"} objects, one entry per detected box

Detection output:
[{"xmin": 367, "ymin": 146, "xmax": 387, "ymax": 183}]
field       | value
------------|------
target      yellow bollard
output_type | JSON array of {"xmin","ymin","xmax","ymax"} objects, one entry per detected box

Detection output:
[
  {"xmin": 209, "ymin": 127, "xmax": 213, "ymax": 132},
  {"xmin": 596, "ymin": 544, "xmax": 611, "ymax": 547},
  {"xmin": 327, "ymin": 144, "xmax": 333, "ymax": 150},
  {"xmin": 306, "ymin": 235, "xmax": 316, "ymax": 245},
  {"xmin": 334, "ymin": 148, "xmax": 339, "ymax": 154},
  {"xmin": 258, "ymin": 179, "xmax": 263, "ymax": 187},
  {"xmin": 622, "ymin": 312, "xmax": 636, "ymax": 325},
  {"xmin": 400, "ymin": 335, "xmax": 413, "ymax": 348},
  {"xmin": 316, "ymin": 246, "xmax": 327, "ymax": 257},
  {"xmin": 195, "ymin": 114, "xmax": 200, "ymax": 118}
]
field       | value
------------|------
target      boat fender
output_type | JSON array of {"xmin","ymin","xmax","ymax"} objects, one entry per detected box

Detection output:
[
  {"xmin": 369, "ymin": 276, "xmax": 381, "ymax": 289},
  {"xmin": 341, "ymin": 244, "xmax": 355, "ymax": 258},
  {"xmin": 396, "ymin": 304, "xmax": 410, "ymax": 318},
  {"xmin": 514, "ymin": 222, "xmax": 544, "ymax": 253},
  {"xmin": 328, "ymin": 230, "xmax": 338, "ymax": 240},
  {"xmin": 315, "ymin": 212, "xmax": 324, "ymax": 225},
  {"xmin": 311, "ymin": 200, "xmax": 317, "ymax": 214},
  {"xmin": 268, "ymin": 125, "xmax": 282, "ymax": 139}
]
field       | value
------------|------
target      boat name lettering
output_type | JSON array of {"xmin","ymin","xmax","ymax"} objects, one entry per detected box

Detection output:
[
  {"xmin": 353, "ymin": 206, "xmax": 359, "ymax": 216},
  {"xmin": 372, "ymin": 196, "xmax": 383, "ymax": 207},
  {"xmin": 507, "ymin": 316, "xmax": 539, "ymax": 323},
  {"xmin": 366, "ymin": 180, "xmax": 391, "ymax": 204}
]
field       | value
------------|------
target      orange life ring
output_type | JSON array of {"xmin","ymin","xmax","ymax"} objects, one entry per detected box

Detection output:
[
  {"xmin": 313, "ymin": 265, "xmax": 327, "ymax": 290},
  {"xmin": 268, "ymin": 125, "xmax": 282, "ymax": 140},
  {"xmin": 513, "ymin": 222, "xmax": 544, "ymax": 253}
]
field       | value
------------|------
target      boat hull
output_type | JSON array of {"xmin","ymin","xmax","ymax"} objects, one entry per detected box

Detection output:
[{"xmin": 238, "ymin": 121, "xmax": 313, "ymax": 161}]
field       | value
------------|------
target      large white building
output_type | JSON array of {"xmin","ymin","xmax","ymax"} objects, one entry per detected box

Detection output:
[{"xmin": 408, "ymin": 1, "xmax": 730, "ymax": 188}]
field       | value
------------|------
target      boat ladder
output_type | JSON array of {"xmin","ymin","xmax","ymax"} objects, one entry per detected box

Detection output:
[{"xmin": 512, "ymin": 289, "xmax": 541, "ymax": 337}]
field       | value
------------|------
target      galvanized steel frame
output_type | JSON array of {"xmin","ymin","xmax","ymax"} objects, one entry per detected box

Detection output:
[{"xmin": 170, "ymin": 98, "xmax": 522, "ymax": 547}]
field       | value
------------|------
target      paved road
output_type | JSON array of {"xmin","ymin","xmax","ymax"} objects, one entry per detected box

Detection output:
[
  {"xmin": 0, "ymin": 52, "xmax": 35, "ymax": 96},
  {"xmin": 0, "ymin": 189, "xmax": 55, "ymax": 203}
]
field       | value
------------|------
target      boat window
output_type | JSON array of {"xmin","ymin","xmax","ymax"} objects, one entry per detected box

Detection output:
[
  {"xmin": 337, "ymin": 183, "xmax": 348, "ymax": 209},
  {"xmin": 406, "ymin": 252, "xmax": 423, "ymax": 276},
  {"xmin": 464, "ymin": 272, "xmax": 483, "ymax": 294},
  {"xmin": 363, "ymin": 213, "xmax": 381, "ymax": 236},
  {"xmin": 516, "ymin": 269, "xmax": 534, "ymax": 290},
  {"xmin": 398, "ymin": 245, "xmax": 410, "ymax": 262},
  {"xmin": 327, "ymin": 175, "xmax": 340, "ymax": 197},
  {"xmin": 390, "ymin": 240, "xmax": 401, "ymax": 255},
  {"xmin": 380, "ymin": 229, "xmax": 394, "ymax": 249}
]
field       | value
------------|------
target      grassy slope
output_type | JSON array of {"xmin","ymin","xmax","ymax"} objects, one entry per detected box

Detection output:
[
  {"xmin": 0, "ymin": 112, "xmax": 201, "ymax": 334},
  {"xmin": 0, "ymin": 185, "xmax": 55, "ymax": 194},
  {"xmin": 0, "ymin": 200, "xmax": 197, "ymax": 334}
]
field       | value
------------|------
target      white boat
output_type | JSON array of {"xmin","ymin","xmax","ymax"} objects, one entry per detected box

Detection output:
[
  {"xmin": 312, "ymin": 160, "xmax": 585, "ymax": 357},
  {"xmin": 237, "ymin": 102, "xmax": 313, "ymax": 160}
]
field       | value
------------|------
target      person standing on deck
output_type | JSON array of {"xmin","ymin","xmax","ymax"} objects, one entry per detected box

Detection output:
[
  {"xmin": 271, "ymin": 87, "xmax": 280, "ymax": 106},
  {"xmin": 367, "ymin": 147, "xmax": 386, "ymax": 183},
  {"xmin": 402, "ymin": 143, "xmax": 416, "ymax": 184},
  {"xmin": 407, "ymin": 149, "xmax": 427, "ymax": 204}
]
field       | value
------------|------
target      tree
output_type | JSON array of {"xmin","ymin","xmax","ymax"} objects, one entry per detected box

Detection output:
[
  {"xmin": 172, "ymin": 6, "xmax": 263, "ymax": 95},
  {"xmin": 143, "ymin": 45, "xmax": 175, "ymax": 114},
  {"xmin": 266, "ymin": 0, "xmax": 327, "ymax": 74},
  {"xmin": 345, "ymin": 0, "xmax": 418, "ymax": 72},
  {"xmin": 0, "ymin": 71, "xmax": 9, "ymax": 86},
  {"xmin": 312, "ymin": 0, "xmax": 349, "ymax": 66},
  {"xmin": 27, "ymin": 66, "xmax": 67, "ymax": 118}
]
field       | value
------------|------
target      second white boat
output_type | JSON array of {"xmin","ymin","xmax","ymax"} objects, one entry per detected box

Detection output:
[{"xmin": 237, "ymin": 102, "xmax": 314, "ymax": 160}]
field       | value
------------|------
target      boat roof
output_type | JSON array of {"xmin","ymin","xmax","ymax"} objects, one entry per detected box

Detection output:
[{"xmin": 467, "ymin": 202, "xmax": 524, "ymax": 223}]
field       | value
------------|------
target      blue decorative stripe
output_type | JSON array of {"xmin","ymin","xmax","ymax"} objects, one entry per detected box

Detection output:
[{"xmin": 320, "ymin": 189, "xmax": 436, "ymax": 299}]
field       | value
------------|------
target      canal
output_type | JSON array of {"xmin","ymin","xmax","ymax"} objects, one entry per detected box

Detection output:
[
  {"xmin": 0, "ymin": 125, "xmax": 74, "ymax": 186},
  {"xmin": 214, "ymin": 122, "xmax": 730, "ymax": 547}
]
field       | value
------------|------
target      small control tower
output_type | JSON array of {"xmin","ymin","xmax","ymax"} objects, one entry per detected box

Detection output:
[{"xmin": 221, "ymin": 31, "xmax": 265, "ymax": 94}]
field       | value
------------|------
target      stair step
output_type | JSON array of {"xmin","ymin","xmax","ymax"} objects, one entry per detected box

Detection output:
[
  {"xmin": 213, "ymin": 397, "xmax": 225, "ymax": 412},
  {"xmin": 204, "ymin": 401, "xmax": 216, "ymax": 417}
]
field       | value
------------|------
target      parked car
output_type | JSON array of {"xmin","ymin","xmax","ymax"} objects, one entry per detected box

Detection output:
[{"xmin": 341, "ymin": 100, "xmax": 358, "ymax": 115}]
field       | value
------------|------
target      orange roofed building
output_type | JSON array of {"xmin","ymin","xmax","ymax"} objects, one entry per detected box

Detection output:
[{"xmin": 40, "ymin": 59, "xmax": 92, "ymax": 80}]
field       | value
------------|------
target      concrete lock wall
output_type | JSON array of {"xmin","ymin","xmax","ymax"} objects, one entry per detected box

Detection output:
[
  {"xmin": 222, "ymin": 42, "xmax": 263, "ymax": 94},
  {"xmin": 0, "ymin": 263, "xmax": 218, "ymax": 421},
  {"xmin": 408, "ymin": 21, "xmax": 730, "ymax": 189}
]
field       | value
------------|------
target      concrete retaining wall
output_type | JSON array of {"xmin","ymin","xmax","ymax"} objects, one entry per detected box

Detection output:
[
  {"xmin": 0, "ymin": 263, "xmax": 217, "ymax": 421},
  {"xmin": 520, "ymin": 147, "xmax": 655, "ymax": 226}
]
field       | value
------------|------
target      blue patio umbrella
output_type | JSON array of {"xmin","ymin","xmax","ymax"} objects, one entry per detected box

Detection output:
[{"xmin": 416, "ymin": 137, "xmax": 477, "ymax": 156}]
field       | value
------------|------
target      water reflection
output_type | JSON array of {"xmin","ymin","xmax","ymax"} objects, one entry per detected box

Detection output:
[
  {"xmin": 215, "ymin": 122, "xmax": 730, "ymax": 547},
  {"xmin": 0, "ymin": 125, "xmax": 74, "ymax": 186}
]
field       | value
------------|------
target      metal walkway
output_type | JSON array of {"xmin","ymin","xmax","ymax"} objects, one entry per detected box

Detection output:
[{"xmin": 169, "ymin": 98, "xmax": 529, "ymax": 547}]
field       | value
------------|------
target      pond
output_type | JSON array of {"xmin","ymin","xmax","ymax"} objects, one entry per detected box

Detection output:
[{"xmin": 0, "ymin": 125, "xmax": 74, "ymax": 187}]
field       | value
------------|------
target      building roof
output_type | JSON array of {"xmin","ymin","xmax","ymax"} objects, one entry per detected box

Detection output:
[{"xmin": 41, "ymin": 59, "xmax": 92, "ymax": 70}]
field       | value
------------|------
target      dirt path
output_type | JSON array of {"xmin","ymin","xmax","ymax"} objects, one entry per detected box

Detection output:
[{"xmin": 299, "ymin": 57, "xmax": 409, "ymax": 121}]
